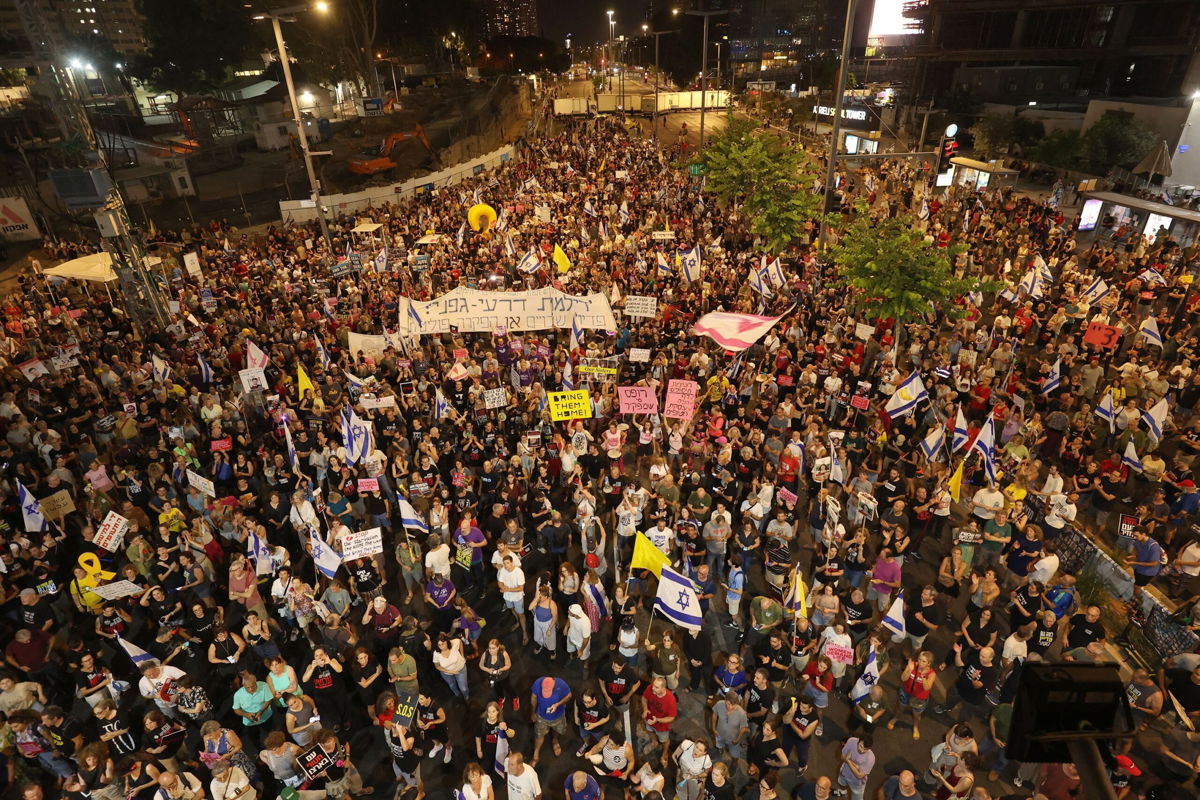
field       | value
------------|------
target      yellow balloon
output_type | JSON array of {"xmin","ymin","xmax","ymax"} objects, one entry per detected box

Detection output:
[{"xmin": 467, "ymin": 203, "xmax": 497, "ymax": 233}]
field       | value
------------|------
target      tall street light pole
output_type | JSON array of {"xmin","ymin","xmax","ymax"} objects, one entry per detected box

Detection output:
[
  {"xmin": 817, "ymin": 0, "xmax": 859, "ymax": 251},
  {"xmin": 686, "ymin": 7, "xmax": 728, "ymax": 152},
  {"xmin": 258, "ymin": 2, "xmax": 334, "ymax": 255},
  {"xmin": 647, "ymin": 28, "xmax": 677, "ymax": 140}
]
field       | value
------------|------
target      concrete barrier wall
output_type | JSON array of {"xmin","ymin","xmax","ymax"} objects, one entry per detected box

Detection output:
[{"xmin": 279, "ymin": 144, "xmax": 515, "ymax": 221}]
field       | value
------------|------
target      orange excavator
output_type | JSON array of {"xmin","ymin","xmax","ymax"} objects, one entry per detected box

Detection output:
[{"xmin": 347, "ymin": 124, "xmax": 440, "ymax": 176}]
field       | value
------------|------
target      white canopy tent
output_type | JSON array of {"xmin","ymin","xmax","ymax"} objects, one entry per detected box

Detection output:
[{"xmin": 43, "ymin": 252, "xmax": 119, "ymax": 283}]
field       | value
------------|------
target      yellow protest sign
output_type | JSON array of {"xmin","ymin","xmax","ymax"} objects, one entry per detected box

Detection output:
[{"xmin": 548, "ymin": 389, "xmax": 593, "ymax": 421}]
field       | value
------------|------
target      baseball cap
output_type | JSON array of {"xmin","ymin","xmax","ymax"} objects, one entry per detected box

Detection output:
[
  {"xmin": 1114, "ymin": 755, "xmax": 1142, "ymax": 776},
  {"xmin": 1181, "ymin": 480, "xmax": 1196, "ymax": 488}
]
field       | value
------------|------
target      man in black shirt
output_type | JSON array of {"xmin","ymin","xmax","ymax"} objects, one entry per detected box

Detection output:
[
  {"xmin": 597, "ymin": 656, "xmax": 641, "ymax": 712},
  {"xmin": 1065, "ymin": 605, "xmax": 1106, "ymax": 651},
  {"xmin": 16, "ymin": 589, "xmax": 54, "ymax": 633},
  {"xmin": 39, "ymin": 706, "xmax": 82, "ymax": 762},
  {"xmin": 935, "ymin": 644, "xmax": 997, "ymax": 716},
  {"xmin": 745, "ymin": 668, "xmax": 775, "ymax": 733},
  {"xmin": 1161, "ymin": 662, "xmax": 1200, "ymax": 727}
]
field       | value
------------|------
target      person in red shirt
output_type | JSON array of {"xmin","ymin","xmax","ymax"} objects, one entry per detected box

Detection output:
[{"xmin": 642, "ymin": 676, "xmax": 677, "ymax": 767}]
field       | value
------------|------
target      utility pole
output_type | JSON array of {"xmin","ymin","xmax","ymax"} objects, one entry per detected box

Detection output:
[
  {"xmin": 817, "ymin": 0, "xmax": 860, "ymax": 251},
  {"xmin": 687, "ymin": 6, "xmax": 729, "ymax": 152},
  {"xmin": 648, "ymin": 29, "xmax": 678, "ymax": 141}
]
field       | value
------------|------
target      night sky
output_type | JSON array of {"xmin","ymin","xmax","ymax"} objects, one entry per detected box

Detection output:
[{"xmin": 539, "ymin": 0, "xmax": 649, "ymax": 47}]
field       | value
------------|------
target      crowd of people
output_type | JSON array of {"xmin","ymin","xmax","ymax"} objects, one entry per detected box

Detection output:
[{"xmin": 0, "ymin": 89, "xmax": 1198, "ymax": 800}]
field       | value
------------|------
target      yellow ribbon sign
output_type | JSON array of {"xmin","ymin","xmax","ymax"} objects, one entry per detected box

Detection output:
[
  {"xmin": 548, "ymin": 390, "xmax": 592, "ymax": 421},
  {"xmin": 75, "ymin": 553, "xmax": 115, "ymax": 610}
]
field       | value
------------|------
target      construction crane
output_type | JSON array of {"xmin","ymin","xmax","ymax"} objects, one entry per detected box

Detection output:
[{"xmin": 347, "ymin": 124, "xmax": 440, "ymax": 176}]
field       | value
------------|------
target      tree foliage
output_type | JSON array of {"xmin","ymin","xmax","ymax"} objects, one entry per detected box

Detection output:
[
  {"xmin": 694, "ymin": 116, "xmax": 821, "ymax": 253},
  {"xmin": 1082, "ymin": 110, "xmax": 1158, "ymax": 172},
  {"xmin": 970, "ymin": 113, "xmax": 1045, "ymax": 158},
  {"xmin": 1034, "ymin": 129, "xmax": 1086, "ymax": 171},
  {"xmin": 828, "ymin": 203, "xmax": 980, "ymax": 330},
  {"xmin": 133, "ymin": 0, "xmax": 252, "ymax": 98}
]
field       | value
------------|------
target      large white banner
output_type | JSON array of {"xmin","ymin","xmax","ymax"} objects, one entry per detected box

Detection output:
[
  {"xmin": 0, "ymin": 197, "xmax": 40, "ymax": 241},
  {"xmin": 398, "ymin": 286, "xmax": 617, "ymax": 336}
]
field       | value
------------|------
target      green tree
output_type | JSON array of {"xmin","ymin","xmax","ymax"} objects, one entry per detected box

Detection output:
[
  {"xmin": 1035, "ymin": 129, "xmax": 1085, "ymax": 171},
  {"xmin": 970, "ymin": 114, "xmax": 1016, "ymax": 158},
  {"xmin": 132, "ymin": 0, "xmax": 252, "ymax": 98},
  {"xmin": 828, "ymin": 203, "xmax": 983, "ymax": 348},
  {"xmin": 1082, "ymin": 110, "xmax": 1158, "ymax": 172}
]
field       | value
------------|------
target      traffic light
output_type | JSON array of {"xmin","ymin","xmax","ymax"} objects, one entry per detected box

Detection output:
[{"xmin": 934, "ymin": 136, "xmax": 958, "ymax": 177}]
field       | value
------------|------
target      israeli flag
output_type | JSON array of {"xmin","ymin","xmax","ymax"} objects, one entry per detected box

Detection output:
[
  {"xmin": 918, "ymin": 200, "xmax": 929, "ymax": 220},
  {"xmin": 680, "ymin": 246, "xmax": 702, "ymax": 282},
  {"xmin": 749, "ymin": 269, "xmax": 773, "ymax": 297},
  {"xmin": 117, "ymin": 636, "xmax": 155, "ymax": 668},
  {"xmin": 1142, "ymin": 397, "xmax": 1168, "ymax": 441},
  {"xmin": 765, "ymin": 257, "xmax": 785, "ymax": 288},
  {"xmin": 1041, "ymin": 358, "xmax": 1062, "ymax": 395},
  {"xmin": 284, "ymin": 423, "xmax": 299, "ymax": 471},
  {"xmin": 340, "ymin": 406, "xmax": 374, "ymax": 466},
  {"xmin": 920, "ymin": 426, "xmax": 945, "ymax": 462},
  {"xmin": 517, "ymin": 249, "xmax": 540, "ymax": 274},
  {"xmin": 598, "ymin": 220, "xmax": 608, "ymax": 240},
  {"xmin": 310, "ymin": 528, "xmax": 342, "ymax": 579},
  {"xmin": 562, "ymin": 358, "xmax": 575, "ymax": 391},
  {"xmin": 435, "ymin": 389, "xmax": 453, "ymax": 420},
  {"xmin": 881, "ymin": 590, "xmax": 906, "ymax": 638},
  {"xmin": 584, "ymin": 199, "xmax": 598, "ymax": 217},
  {"xmin": 495, "ymin": 207, "xmax": 508, "ymax": 231},
  {"xmin": 248, "ymin": 530, "xmax": 274, "ymax": 576},
  {"xmin": 1035, "ymin": 254, "xmax": 1054, "ymax": 285},
  {"xmin": 197, "ymin": 354, "xmax": 214, "ymax": 385},
  {"xmin": 504, "ymin": 233, "xmax": 516, "ymax": 258},
  {"xmin": 316, "ymin": 338, "xmax": 332, "ymax": 371},
  {"xmin": 1096, "ymin": 388, "xmax": 1116, "ymax": 434},
  {"xmin": 619, "ymin": 201, "xmax": 630, "ymax": 224},
  {"xmin": 374, "ymin": 247, "xmax": 388, "ymax": 273},
  {"xmin": 398, "ymin": 494, "xmax": 429, "ymax": 535},
  {"xmin": 1122, "ymin": 440, "xmax": 1143, "ymax": 473},
  {"xmin": 972, "ymin": 414, "xmax": 998, "ymax": 484},
  {"xmin": 952, "ymin": 408, "xmax": 970, "ymax": 453},
  {"xmin": 580, "ymin": 225, "xmax": 591, "ymax": 244},
  {"xmin": 522, "ymin": 176, "xmax": 540, "ymax": 192},
  {"xmin": 151, "ymin": 353, "xmax": 171, "ymax": 383},
  {"xmin": 570, "ymin": 316, "xmax": 584, "ymax": 352},
  {"xmin": 656, "ymin": 252, "xmax": 670, "ymax": 272},
  {"xmin": 654, "ymin": 565, "xmax": 702, "ymax": 631},
  {"xmin": 1139, "ymin": 267, "xmax": 1167, "ymax": 286},
  {"xmin": 998, "ymin": 286, "xmax": 1019, "ymax": 304},
  {"xmin": 1139, "ymin": 317, "xmax": 1163, "ymax": 348},
  {"xmin": 17, "ymin": 481, "xmax": 47, "ymax": 532},
  {"xmin": 850, "ymin": 646, "xmax": 882, "ymax": 704},
  {"xmin": 407, "ymin": 298, "xmax": 424, "ymax": 329},
  {"xmin": 884, "ymin": 372, "xmax": 929, "ymax": 419},
  {"xmin": 456, "ymin": 222, "xmax": 467, "ymax": 247},
  {"xmin": 343, "ymin": 370, "xmax": 366, "ymax": 390},
  {"xmin": 1081, "ymin": 276, "xmax": 1110, "ymax": 305},
  {"xmin": 493, "ymin": 729, "xmax": 510, "ymax": 778}
]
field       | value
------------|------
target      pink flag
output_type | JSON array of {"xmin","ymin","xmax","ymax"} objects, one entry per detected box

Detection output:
[
  {"xmin": 692, "ymin": 311, "xmax": 786, "ymax": 352},
  {"xmin": 246, "ymin": 340, "xmax": 269, "ymax": 369}
]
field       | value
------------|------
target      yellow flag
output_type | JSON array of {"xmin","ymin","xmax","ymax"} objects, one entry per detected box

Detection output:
[
  {"xmin": 631, "ymin": 532, "xmax": 671, "ymax": 577},
  {"xmin": 297, "ymin": 363, "xmax": 315, "ymax": 399},
  {"xmin": 785, "ymin": 565, "xmax": 808, "ymax": 618},
  {"xmin": 552, "ymin": 243, "xmax": 571, "ymax": 274},
  {"xmin": 948, "ymin": 460, "xmax": 964, "ymax": 503}
]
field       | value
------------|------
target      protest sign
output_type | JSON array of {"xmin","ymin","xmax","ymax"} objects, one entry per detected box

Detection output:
[
  {"xmin": 397, "ymin": 286, "xmax": 618, "ymax": 336},
  {"xmin": 629, "ymin": 348, "xmax": 651, "ymax": 363},
  {"xmin": 238, "ymin": 368, "xmax": 267, "ymax": 393},
  {"xmin": 357, "ymin": 477, "xmax": 380, "ymax": 492},
  {"xmin": 183, "ymin": 252, "xmax": 202, "ymax": 277},
  {"xmin": 394, "ymin": 692, "xmax": 418, "ymax": 728},
  {"xmin": 91, "ymin": 580, "xmax": 145, "ymax": 600},
  {"xmin": 484, "ymin": 388, "xmax": 509, "ymax": 409},
  {"xmin": 94, "ymin": 511, "xmax": 130, "ymax": 552},
  {"xmin": 40, "ymin": 489, "xmax": 75, "ymax": 520},
  {"xmin": 778, "ymin": 487, "xmax": 798, "ymax": 506},
  {"xmin": 342, "ymin": 527, "xmax": 384, "ymax": 560},
  {"xmin": 187, "ymin": 469, "xmax": 216, "ymax": 497},
  {"xmin": 624, "ymin": 295, "xmax": 659, "ymax": 318},
  {"xmin": 825, "ymin": 643, "xmax": 854, "ymax": 664},
  {"xmin": 296, "ymin": 744, "xmax": 334, "ymax": 780},
  {"xmin": 663, "ymin": 379, "xmax": 699, "ymax": 420},
  {"xmin": 359, "ymin": 394, "xmax": 397, "ymax": 410},
  {"xmin": 548, "ymin": 390, "xmax": 592, "ymax": 421},
  {"xmin": 618, "ymin": 386, "xmax": 658, "ymax": 415},
  {"xmin": 854, "ymin": 323, "xmax": 876, "ymax": 340},
  {"xmin": 456, "ymin": 543, "xmax": 473, "ymax": 569},
  {"xmin": 1083, "ymin": 322, "xmax": 1120, "ymax": 349}
]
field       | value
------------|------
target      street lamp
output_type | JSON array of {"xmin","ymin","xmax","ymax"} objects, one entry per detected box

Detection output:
[
  {"xmin": 254, "ymin": 2, "xmax": 333, "ymax": 254},
  {"xmin": 686, "ymin": 7, "xmax": 729, "ymax": 151}
]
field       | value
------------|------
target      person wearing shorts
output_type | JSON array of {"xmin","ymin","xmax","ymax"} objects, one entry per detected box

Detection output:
[
  {"xmin": 497, "ymin": 555, "xmax": 528, "ymax": 644},
  {"xmin": 530, "ymin": 676, "xmax": 571, "ymax": 768},
  {"xmin": 642, "ymin": 677, "xmax": 678, "ymax": 767},
  {"xmin": 889, "ymin": 651, "xmax": 936, "ymax": 740}
]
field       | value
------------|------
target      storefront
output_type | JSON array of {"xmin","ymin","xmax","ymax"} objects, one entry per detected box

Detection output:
[
  {"xmin": 948, "ymin": 157, "xmax": 1018, "ymax": 191},
  {"xmin": 1078, "ymin": 191, "xmax": 1200, "ymax": 247}
]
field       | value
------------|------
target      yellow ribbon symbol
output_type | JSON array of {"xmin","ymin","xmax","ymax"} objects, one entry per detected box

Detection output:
[{"xmin": 77, "ymin": 553, "xmax": 115, "ymax": 587}]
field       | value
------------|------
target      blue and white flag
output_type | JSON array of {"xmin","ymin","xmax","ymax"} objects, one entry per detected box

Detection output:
[
  {"xmin": 654, "ymin": 565, "xmax": 702, "ymax": 631},
  {"xmin": 493, "ymin": 729, "xmax": 510, "ymax": 778},
  {"xmin": 151, "ymin": 353, "xmax": 171, "ymax": 384},
  {"xmin": 343, "ymin": 370, "xmax": 366, "ymax": 390},
  {"xmin": 522, "ymin": 176, "xmax": 540, "ymax": 193},
  {"xmin": 920, "ymin": 426, "xmax": 945, "ymax": 462},
  {"xmin": 456, "ymin": 222, "xmax": 467, "ymax": 247},
  {"xmin": 407, "ymin": 298, "xmax": 424, "ymax": 329},
  {"xmin": 680, "ymin": 246, "xmax": 702, "ymax": 282},
  {"xmin": 598, "ymin": 220, "xmax": 608, "ymax": 240},
  {"xmin": 580, "ymin": 225, "xmax": 591, "ymax": 244},
  {"xmin": 316, "ymin": 338, "xmax": 332, "ymax": 371},
  {"xmin": 1139, "ymin": 267, "xmax": 1167, "ymax": 286},
  {"xmin": 374, "ymin": 247, "xmax": 388, "ymax": 273},
  {"xmin": 1139, "ymin": 316, "xmax": 1163, "ymax": 348},
  {"xmin": 504, "ymin": 233, "xmax": 516, "ymax": 258},
  {"xmin": 850, "ymin": 646, "xmax": 882, "ymax": 704},
  {"xmin": 197, "ymin": 354, "xmax": 214, "ymax": 385},
  {"xmin": 284, "ymin": 423, "xmax": 299, "ymax": 471},
  {"xmin": 398, "ymin": 495, "xmax": 430, "ymax": 535},
  {"xmin": 884, "ymin": 372, "xmax": 929, "ymax": 419},
  {"xmin": 517, "ymin": 249, "xmax": 540, "ymax": 274},
  {"xmin": 310, "ymin": 528, "xmax": 342, "ymax": 579},
  {"xmin": 562, "ymin": 358, "xmax": 575, "ymax": 391},
  {"xmin": 248, "ymin": 530, "xmax": 274, "ymax": 576},
  {"xmin": 1142, "ymin": 397, "xmax": 1168, "ymax": 441},
  {"xmin": 765, "ymin": 257, "xmax": 786, "ymax": 289},
  {"xmin": 570, "ymin": 315, "xmax": 584, "ymax": 352},
  {"xmin": 618, "ymin": 201, "xmax": 630, "ymax": 224},
  {"xmin": 340, "ymin": 406, "xmax": 374, "ymax": 466},
  {"xmin": 1081, "ymin": 276, "xmax": 1110, "ymax": 305},
  {"xmin": 435, "ymin": 389, "xmax": 453, "ymax": 421},
  {"xmin": 495, "ymin": 207, "xmax": 508, "ymax": 231},
  {"xmin": 952, "ymin": 408, "xmax": 970, "ymax": 453},
  {"xmin": 17, "ymin": 481, "xmax": 47, "ymax": 532},
  {"xmin": 584, "ymin": 199, "xmax": 598, "ymax": 217},
  {"xmin": 1122, "ymin": 440, "xmax": 1143, "ymax": 473},
  {"xmin": 972, "ymin": 414, "xmax": 998, "ymax": 484},
  {"xmin": 749, "ymin": 268, "xmax": 773, "ymax": 298},
  {"xmin": 586, "ymin": 581, "xmax": 609, "ymax": 619},
  {"xmin": 1041, "ymin": 358, "xmax": 1062, "ymax": 395},
  {"xmin": 1096, "ymin": 388, "xmax": 1116, "ymax": 434},
  {"xmin": 998, "ymin": 286, "xmax": 1019, "ymax": 304},
  {"xmin": 881, "ymin": 590, "xmax": 905, "ymax": 638},
  {"xmin": 117, "ymin": 636, "xmax": 155, "ymax": 668},
  {"xmin": 918, "ymin": 200, "xmax": 929, "ymax": 220}
]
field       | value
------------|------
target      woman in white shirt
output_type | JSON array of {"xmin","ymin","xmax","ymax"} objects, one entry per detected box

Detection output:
[
  {"xmin": 461, "ymin": 761, "xmax": 494, "ymax": 800},
  {"xmin": 432, "ymin": 633, "xmax": 469, "ymax": 700},
  {"xmin": 209, "ymin": 760, "xmax": 255, "ymax": 800}
]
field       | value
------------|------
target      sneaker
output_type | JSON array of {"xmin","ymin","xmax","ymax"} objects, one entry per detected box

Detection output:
[
  {"xmin": 833, "ymin": 790, "xmax": 847, "ymax": 798},
  {"xmin": 427, "ymin": 743, "xmax": 443, "ymax": 760},
  {"xmin": 1012, "ymin": 777, "xmax": 1025, "ymax": 788},
  {"xmin": 815, "ymin": 723, "xmax": 824, "ymax": 736},
  {"xmin": 932, "ymin": 706, "xmax": 947, "ymax": 715},
  {"xmin": 444, "ymin": 746, "xmax": 453, "ymax": 764}
]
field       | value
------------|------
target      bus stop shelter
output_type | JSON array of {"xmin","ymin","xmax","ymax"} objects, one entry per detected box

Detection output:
[
  {"xmin": 1078, "ymin": 191, "xmax": 1200, "ymax": 247},
  {"xmin": 949, "ymin": 157, "xmax": 1019, "ymax": 191}
]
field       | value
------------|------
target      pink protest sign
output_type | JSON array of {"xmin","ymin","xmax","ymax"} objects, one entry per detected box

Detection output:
[
  {"xmin": 618, "ymin": 386, "xmax": 658, "ymax": 415},
  {"xmin": 825, "ymin": 643, "xmax": 854, "ymax": 664},
  {"xmin": 778, "ymin": 487, "xmax": 798, "ymax": 506},
  {"xmin": 663, "ymin": 379, "xmax": 699, "ymax": 420},
  {"xmin": 358, "ymin": 477, "xmax": 380, "ymax": 492}
]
